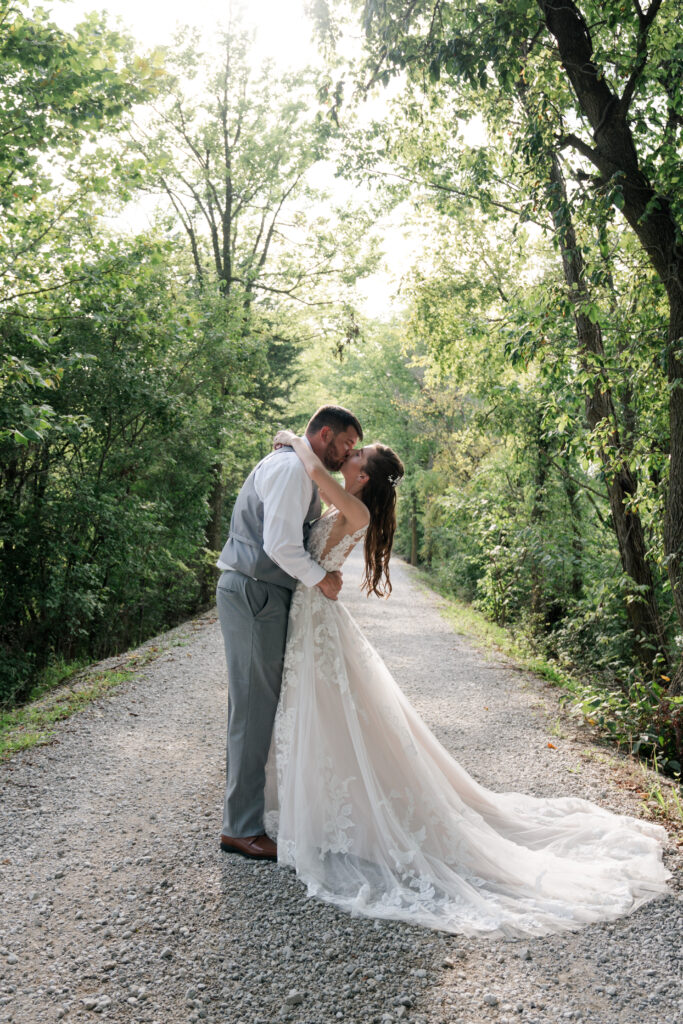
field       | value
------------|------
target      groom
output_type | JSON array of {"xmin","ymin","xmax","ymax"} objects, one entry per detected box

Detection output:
[{"xmin": 216, "ymin": 404, "xmax": 363, "ymax": 860}]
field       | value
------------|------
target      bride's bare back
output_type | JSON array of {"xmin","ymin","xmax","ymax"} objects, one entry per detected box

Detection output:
[{"xmin": 310, "ymin": 510, "xmax": 367, "ymax": 572}]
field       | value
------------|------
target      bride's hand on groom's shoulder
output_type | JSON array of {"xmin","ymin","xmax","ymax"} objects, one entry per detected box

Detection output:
[{"xmin": 274, "ymin": 429, "xmax": 298, "ymax": 449}]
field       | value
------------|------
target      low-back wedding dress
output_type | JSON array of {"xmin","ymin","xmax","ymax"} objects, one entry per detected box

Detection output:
[{"xmin": 264, "ymin": 511, "xmax": 670, "ymax": 938}]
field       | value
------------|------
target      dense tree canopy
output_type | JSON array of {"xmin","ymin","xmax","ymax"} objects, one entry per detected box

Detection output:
[{"xmin": 1, "ymin": 0, "xmax": 682, "ymax": 775}]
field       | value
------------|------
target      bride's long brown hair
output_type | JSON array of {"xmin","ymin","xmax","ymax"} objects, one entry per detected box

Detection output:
[{"xmin": 360, "ymin": 444, "xmax": 405, "ymax": 598}]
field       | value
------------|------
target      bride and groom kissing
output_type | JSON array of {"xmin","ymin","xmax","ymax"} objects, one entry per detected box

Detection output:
[{"xmin": 215, "ymin": 404, "xmax": 670, "ymax": 938}]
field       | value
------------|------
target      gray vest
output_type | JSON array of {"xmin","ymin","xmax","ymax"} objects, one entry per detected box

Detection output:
[{"xmin": 218, "ymin": 446, "xmax": 320, "ymax": 590}]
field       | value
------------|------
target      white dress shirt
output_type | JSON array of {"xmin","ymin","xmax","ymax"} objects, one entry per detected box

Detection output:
[{"xmin": 217, "ymin": 439, "xmax": 326, "ymax": 588}]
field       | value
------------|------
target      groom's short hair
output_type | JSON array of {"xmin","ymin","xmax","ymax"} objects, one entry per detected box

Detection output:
[{"xmin": 306, "ymin": 405, "xmax": 363, "ymax": 440}]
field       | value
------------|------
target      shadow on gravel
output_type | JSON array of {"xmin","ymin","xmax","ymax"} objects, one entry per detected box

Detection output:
[
  {"xmin": 205, "ymin": 853, "xmax": 682, "ymax": 1024},
  {"xmin": 211, "ymin": 853, "xmax": 455, "ymax": 1024}
]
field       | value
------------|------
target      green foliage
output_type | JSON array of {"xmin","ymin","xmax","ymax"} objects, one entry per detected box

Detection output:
[
  {"xmin": 0, "ymin": 220, "xmax": 310, "ymax": 704},
  {"xmin": 2, "ymin": 0, "xmax": 680, "ymax": 785},
  {"xmin": 0, "ymin": 665, "xmax": 136, "ymax": 761},
  {"xmin": 564, "ymin": 681, "xmax": 683, "ymax": 778},
  {"xmin": 306, "ymin": 0, "xmax": 682, "ymax": 761},
  {"xmin": 0, "ymin": 6, "xmax": 331, "ymax": 707},
  {"xmin": 0, "ymin": 0, "xmax": 163, "ymax": 299},
  {"xmin": 129, "ymin": 25, "xmax": 338, "ymax": 301}
]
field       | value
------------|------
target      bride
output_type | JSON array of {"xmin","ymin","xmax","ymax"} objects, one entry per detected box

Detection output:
[{"xmin": 264, "ymin": 430, "xmax": 670, "ymax": 938}]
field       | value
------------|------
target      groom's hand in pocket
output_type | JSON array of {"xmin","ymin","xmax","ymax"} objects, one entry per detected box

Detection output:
[{"xmin": 316, "ymin": 571, "xmax": 343, "ymax": 601}]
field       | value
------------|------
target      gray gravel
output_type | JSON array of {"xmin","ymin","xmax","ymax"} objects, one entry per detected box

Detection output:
[{"xmin": 1, "ymin": 550, "xmax": 681, "ymax": 1024}]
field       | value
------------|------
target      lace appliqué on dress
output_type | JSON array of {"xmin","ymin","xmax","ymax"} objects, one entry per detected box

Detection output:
[
  {"xmin": 307, "ymin": 509, "xmax": 367, "ymax": 573},
  {"xmin": 264, "ymin": 506, "xmax": 671, "ymax": 937}
]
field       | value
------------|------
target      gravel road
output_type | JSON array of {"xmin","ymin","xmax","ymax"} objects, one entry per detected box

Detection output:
[{"xmin": 1, "ymin": 551, "xmax": 681, "ymax": 1024}]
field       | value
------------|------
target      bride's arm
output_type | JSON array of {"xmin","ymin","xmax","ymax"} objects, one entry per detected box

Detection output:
[{"xmin": 274, "ymin": 431, "xmax": 370, "ymax": 532}]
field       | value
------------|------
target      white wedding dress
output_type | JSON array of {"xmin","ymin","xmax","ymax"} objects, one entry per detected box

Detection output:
[{"xmin": 264, "ymin": 511, "xmax": 670, "ymax": 938}]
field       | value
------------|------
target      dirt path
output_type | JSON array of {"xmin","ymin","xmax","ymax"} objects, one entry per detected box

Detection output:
[{"xmin": 1, "ymin": 552, "xmax": 680, "ymax": 1024}]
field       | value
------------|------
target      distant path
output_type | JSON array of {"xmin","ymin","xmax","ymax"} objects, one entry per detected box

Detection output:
[{"xmin": 1, "ymin": 551, "xmax": 681, "ymax": 1024}]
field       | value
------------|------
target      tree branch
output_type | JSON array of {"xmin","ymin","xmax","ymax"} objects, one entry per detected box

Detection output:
[
  {"xmin": 557, "ymin": 132, "xmax": 599, "ymax": 164},
  {"xmin": 377, "ymin": 167, "xmax": 548, "ymax": 227},
  {"xmin": 245, "ymin": 282, "xmax": 334, "ymax": 307},
  {"xmin": 161, "ymin": 184, "xmax": 204, "ymax": 287},
  {"xmin": 618, "ymin": 0, "xmax": 663, "ymax": 117}
]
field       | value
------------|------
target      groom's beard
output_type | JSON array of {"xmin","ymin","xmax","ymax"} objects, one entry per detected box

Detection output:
[{"xmin": 321, "ymin": 440, "xmax": 346, "ymax": 472}]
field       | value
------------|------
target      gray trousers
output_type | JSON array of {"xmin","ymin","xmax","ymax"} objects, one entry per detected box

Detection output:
[{"xmin": 216, "ymin": 570, "xmax": 293, "ymax": 837}]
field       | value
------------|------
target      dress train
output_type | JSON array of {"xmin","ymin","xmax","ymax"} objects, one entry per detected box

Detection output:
[{"xmin": 264, "ymin": 514, "xmax": 670, "ymax": 938}]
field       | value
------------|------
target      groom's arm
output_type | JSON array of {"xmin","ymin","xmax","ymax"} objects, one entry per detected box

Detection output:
[{"xmin": 256, "ymin": 454, "xmax": 327, "ymax": 588}]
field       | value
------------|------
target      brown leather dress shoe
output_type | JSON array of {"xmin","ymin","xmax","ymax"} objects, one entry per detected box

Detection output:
[{"xmin": 219, "ymin": 833, "xmax": 277, "ymax": 861}]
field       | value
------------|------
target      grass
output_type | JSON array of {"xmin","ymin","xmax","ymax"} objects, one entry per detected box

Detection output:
[
  {"xmin": 0, "ymin": 668, "xmax": 136, "ymax": 760},
  {"xmin": 24, "ymin": 655, "xmax": 91, "ymax": 702},
  {"xmin": 414, "ymin": 568, "xmax": 576, "ymax": 690},
  {"xmin": 0, "ymin": 642, "xmax": 170, "ymax": 762},
  {"xmin": 638, "ymin": 754, "xmax": 683, "ymax": 826}
]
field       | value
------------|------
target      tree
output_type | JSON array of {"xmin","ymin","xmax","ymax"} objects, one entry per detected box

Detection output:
[
  {"xmin": 128, "ymin": 23, "xmax": 361, "ymax": 583},
  {"xmin": 533, "ymin": 0, "xmax": 683, "ymax": 690},
  {"xmin": 0, "ymin": 0, "xmax": 161, "ymax": 299},
  {"xmin": 318, "ymin": 0, "xmax": 681, "ymax": 687},
  {"xmin": 0, "ymin": 0, "xmax": 163, "ymax": 450}
]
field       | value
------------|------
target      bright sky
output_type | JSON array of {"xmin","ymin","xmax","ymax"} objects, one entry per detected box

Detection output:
[
  {"xmin": 53, "ymin": 0, "xmax": 320, "ymax": 64},
  {"xmin": 46, "ymin": 0, "xmax": 460, "ymax": 318}
]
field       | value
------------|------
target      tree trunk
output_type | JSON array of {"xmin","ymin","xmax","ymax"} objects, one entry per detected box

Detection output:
[
  {"xmin": 536, "ymin": 0, "xmax": 682, "ymax": 687},
  {"xmin": 199, "ymin": 459, "xmax": 227, "ymax": 607},
  {"xmin": 548, "ymin": 155, "xmax": 668, "ymax": 670},
  {"xmin": 205, "ymin": 465, "xmax": 226, "ymax": 554},
  {"xmin": 530, "ymin": 414, "xmax": 549, "ymax": 619},
  {"xmin": 664, "ymin": 289, "xmax": 683, "ymax": 695},
  {"xmin": 561, "ymin": 469, "xmax": 583, "ymax": 601},
  {"xmin": 410, "ymin": 489, "xmax": 418, "ymax": 566}
]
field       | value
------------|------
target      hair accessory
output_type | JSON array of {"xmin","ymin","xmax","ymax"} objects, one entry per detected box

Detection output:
[{"xmin": 388, "ymin": 473, "xmax": 402, "ymax": 488}]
